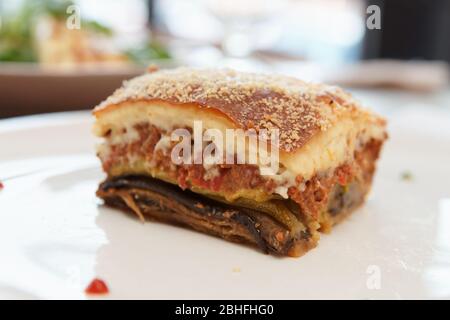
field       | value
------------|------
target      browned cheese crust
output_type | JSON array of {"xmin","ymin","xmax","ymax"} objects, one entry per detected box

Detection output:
[{"xmin": 94, "ymin": 67, "xmax": 385, "ymax": 153}]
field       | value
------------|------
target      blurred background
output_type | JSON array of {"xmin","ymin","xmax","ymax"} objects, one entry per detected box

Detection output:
[{"xmin": 0, "ymin": 0, "xmax": 449, "ymax": 118}]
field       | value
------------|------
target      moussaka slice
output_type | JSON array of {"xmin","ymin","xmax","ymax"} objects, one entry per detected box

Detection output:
[{"xmin": 93, "ymin": 67, "xmax": 387, "ymax": 257}]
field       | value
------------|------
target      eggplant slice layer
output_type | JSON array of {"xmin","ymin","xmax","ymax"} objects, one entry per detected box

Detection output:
[
  {"xmin": 97, "ymin": 175, "xmax": 321, "ymax": 256},
  {"xmin": 97, "ymin": 175, "xmax": 367, "ymax": 256}
]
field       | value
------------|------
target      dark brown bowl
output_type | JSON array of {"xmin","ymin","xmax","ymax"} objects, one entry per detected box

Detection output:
[{"xmin": 0, "ymin": 63, "xmax": 146, "ymax": 118}]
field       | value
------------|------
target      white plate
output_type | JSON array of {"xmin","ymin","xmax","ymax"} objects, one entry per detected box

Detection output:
[{"xmin": 1, "ymin": 109, "xmax": 450, "ymax": 300}]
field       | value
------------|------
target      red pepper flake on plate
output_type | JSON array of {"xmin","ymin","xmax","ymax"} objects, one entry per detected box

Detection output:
[
  {"xmin": 0, "ymin": 181, "xmax": 4, "ymax": 191},
  {"xmin": 85, "ymin": 278, "xmax": 109, "ymax": 295}
]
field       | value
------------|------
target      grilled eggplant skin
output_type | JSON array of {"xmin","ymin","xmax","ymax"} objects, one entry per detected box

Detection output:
[{"xmin": 97, "ymin": 176, "xmax": 316, "ymax": 256}]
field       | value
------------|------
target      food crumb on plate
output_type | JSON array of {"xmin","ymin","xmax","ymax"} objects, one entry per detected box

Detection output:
[
  {"xmin": 85, "ymin": 278, "xmax": 109, "ymax": 295},
  {"xmin": 0, "ymin": 181, "xmax": 4, "ymax": 191},
  {"xmin": 400, "ymin": 171, "xmax": 413, "ymax": 181},
  {"xmin": 232, "ymin": 267, "xmax": 241, "ymax": 273}
]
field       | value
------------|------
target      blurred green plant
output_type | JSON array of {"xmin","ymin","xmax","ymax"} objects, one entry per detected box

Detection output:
[
  {"xmin": 0, "ymin": 0, "xmax": 167, "ymax": 63},
  {"xmin": 41, "ymin": 0, "xmax": 113, "ymax": 35},
  {"xmin": 125, "ymin": 41, "xmax": 171, "ymax": 65},
  {"xmin": 0, "ymin": 1, "xmax": 37, "ymax": 62},
  {"xmin": 41, "ymin": 0, "xmax": 76, "ymax": 19}
]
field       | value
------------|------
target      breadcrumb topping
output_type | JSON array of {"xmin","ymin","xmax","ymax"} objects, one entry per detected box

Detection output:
[{"xmin": 94, "ymin": 67, "xmax": 383, "ymax": 152}]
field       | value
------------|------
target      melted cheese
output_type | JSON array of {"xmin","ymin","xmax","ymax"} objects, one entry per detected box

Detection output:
[{"xmin": 94, "ymin": 101, "xmax": 385, "ymax": 182}]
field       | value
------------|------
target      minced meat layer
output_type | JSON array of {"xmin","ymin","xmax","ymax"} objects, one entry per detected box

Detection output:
[{"xmin": 99, "ymin": 123, "xmax": 383, "ymax": 221}]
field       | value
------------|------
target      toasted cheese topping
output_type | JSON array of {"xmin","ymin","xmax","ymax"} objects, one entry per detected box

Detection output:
[{"xmin": 94, "ymin": 67, "xmax": 386, "ymax": 153}]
